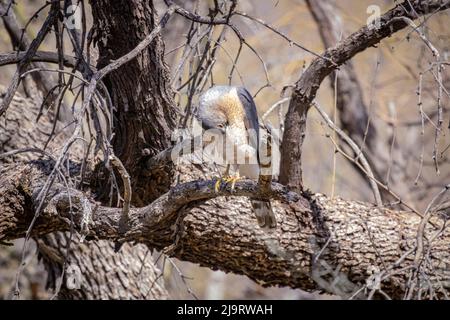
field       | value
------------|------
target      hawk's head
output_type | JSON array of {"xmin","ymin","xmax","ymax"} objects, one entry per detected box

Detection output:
[
  {"xmin": 196, "ymin": 85, "xmax": 260, "ymax": 148},
  {"xmin": 196, "ymin": 85, "xmax": 234, "ymax": 134}
]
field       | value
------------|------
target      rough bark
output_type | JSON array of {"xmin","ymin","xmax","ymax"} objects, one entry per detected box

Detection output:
[
  {"xmin": 37, "ymin": 233, "xmax": 168, "ymax": 300},
  {"xmin": 89, "ymin": 0, "xmax": 177, "ymax": 205},
  {"xmin": 2, "ymin": 0, "xmax": 180, "ymax": 299},
  {"xmin": 0, "ymin": 87, "xmax": 167, "ymax": 300},
  {"xmin": 279, "ymin": 0, "xmax": 450, "ymax": 192},
  {"xmin": 1, "ymin": 161, "xmax": 449, "ymax": 299}
]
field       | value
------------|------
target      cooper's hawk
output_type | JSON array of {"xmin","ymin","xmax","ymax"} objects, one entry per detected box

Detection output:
[{"xmin": 196, "ymin": 85, "xmax": 277, "ymax": 228}]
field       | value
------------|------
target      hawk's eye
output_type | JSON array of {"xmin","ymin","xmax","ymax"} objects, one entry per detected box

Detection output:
[{"xmin": 217, "ymin": 122, "xmax": 227, "ymax": 129}]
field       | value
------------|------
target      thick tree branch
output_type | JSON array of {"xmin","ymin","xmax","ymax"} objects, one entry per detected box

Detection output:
[
  {"xmin": 0, "ymin": 163, "xmax": 303, "ymax": 241},
  {"xmin": 0, "ymin": 51, "xmax": 78, "ymax": 68},
  {"xmin": 1, "ymin": 163, "xmax": 449, "ymax": 298},
  {"xmin": 279, "ymin": 0, "xmax": 450, "ymax": 192}
]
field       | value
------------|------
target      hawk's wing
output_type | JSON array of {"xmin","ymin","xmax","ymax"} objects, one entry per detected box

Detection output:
[
  {"xmin": 236, "ymin": 87, "xmax": 260, "ymax": 158},
  {"xmin": 236, "ymin": 87, "xmax": 277, "ymax": 228}
]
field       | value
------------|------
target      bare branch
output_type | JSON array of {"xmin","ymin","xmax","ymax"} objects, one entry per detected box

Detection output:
[
  {"xmin": 0, "ymin": 51, "xmax": 78, "ymax": 68},
  {"xmin": 0, "ymin": 1, "xmax": 58, "ymax": 104},
  {"xmin": 313, "ymin": 101, "xmax": 382, "ymax": 206},
  {"xmin": 0, "ymin": 5, "xmax": 57, "ymax": 116},
  {"xmin": 280, "ymin": 0, "xmax": 450, "ymax": 192}
]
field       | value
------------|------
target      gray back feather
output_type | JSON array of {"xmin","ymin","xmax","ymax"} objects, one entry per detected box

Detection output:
[{"xmin": 237, "ymin": 87, "xmax": 260, "ymax": 160}]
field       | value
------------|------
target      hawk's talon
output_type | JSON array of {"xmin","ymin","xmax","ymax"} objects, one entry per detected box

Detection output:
[
  {"xmin": 214, "ymin": 174, "xmax": 241, "ymax": 192},
  {"xmin": 225, "ymin": 175, "xmax": 241, "ymax": 191},
  {"xmin": 214, "ymin": 178, "xmax": 222, "ymax": 193}
]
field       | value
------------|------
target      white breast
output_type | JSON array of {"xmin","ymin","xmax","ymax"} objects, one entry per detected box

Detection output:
[
  {"xmin": 225, "ymin": 125, "xmax": 260, "ymax": 179},
  {"xmin": 200, "ymin": 124, "xmax": 260, "ymax": 179}
]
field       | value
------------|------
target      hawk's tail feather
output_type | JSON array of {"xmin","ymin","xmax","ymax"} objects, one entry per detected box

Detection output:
[{"xmin": 250, "ymin": 199, "xmax": 277, "ymax": 228}]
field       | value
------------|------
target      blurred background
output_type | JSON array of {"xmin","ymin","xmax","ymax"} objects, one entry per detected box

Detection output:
[{"xmin": 1, "ymin": 0, "xmax": 449, "ymax": 299}]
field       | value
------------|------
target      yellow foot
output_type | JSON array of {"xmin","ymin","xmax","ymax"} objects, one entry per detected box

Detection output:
[
  {"xmin": 214, "ymin": 178, "xmax": 223, "ymax": 193},
  {"xmin": 214, "ymin": 174, "xmax": 241, "ymax": 192},
  {"xmin": 225, "ymin": 175, "xmax": 241, "ymax": 191}
]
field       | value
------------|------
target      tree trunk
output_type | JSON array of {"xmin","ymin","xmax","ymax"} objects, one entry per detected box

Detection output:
[
  {"xmin": 89, "ymin": 0, "xmax": 177, "ymax": 205},
  {"xmin": 0, "ymin": 86, "xmax": 168, "ymax": 299},
  {"xmin": 2, "ymin": 0, "xmax": 180, "ymax": 299}
]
